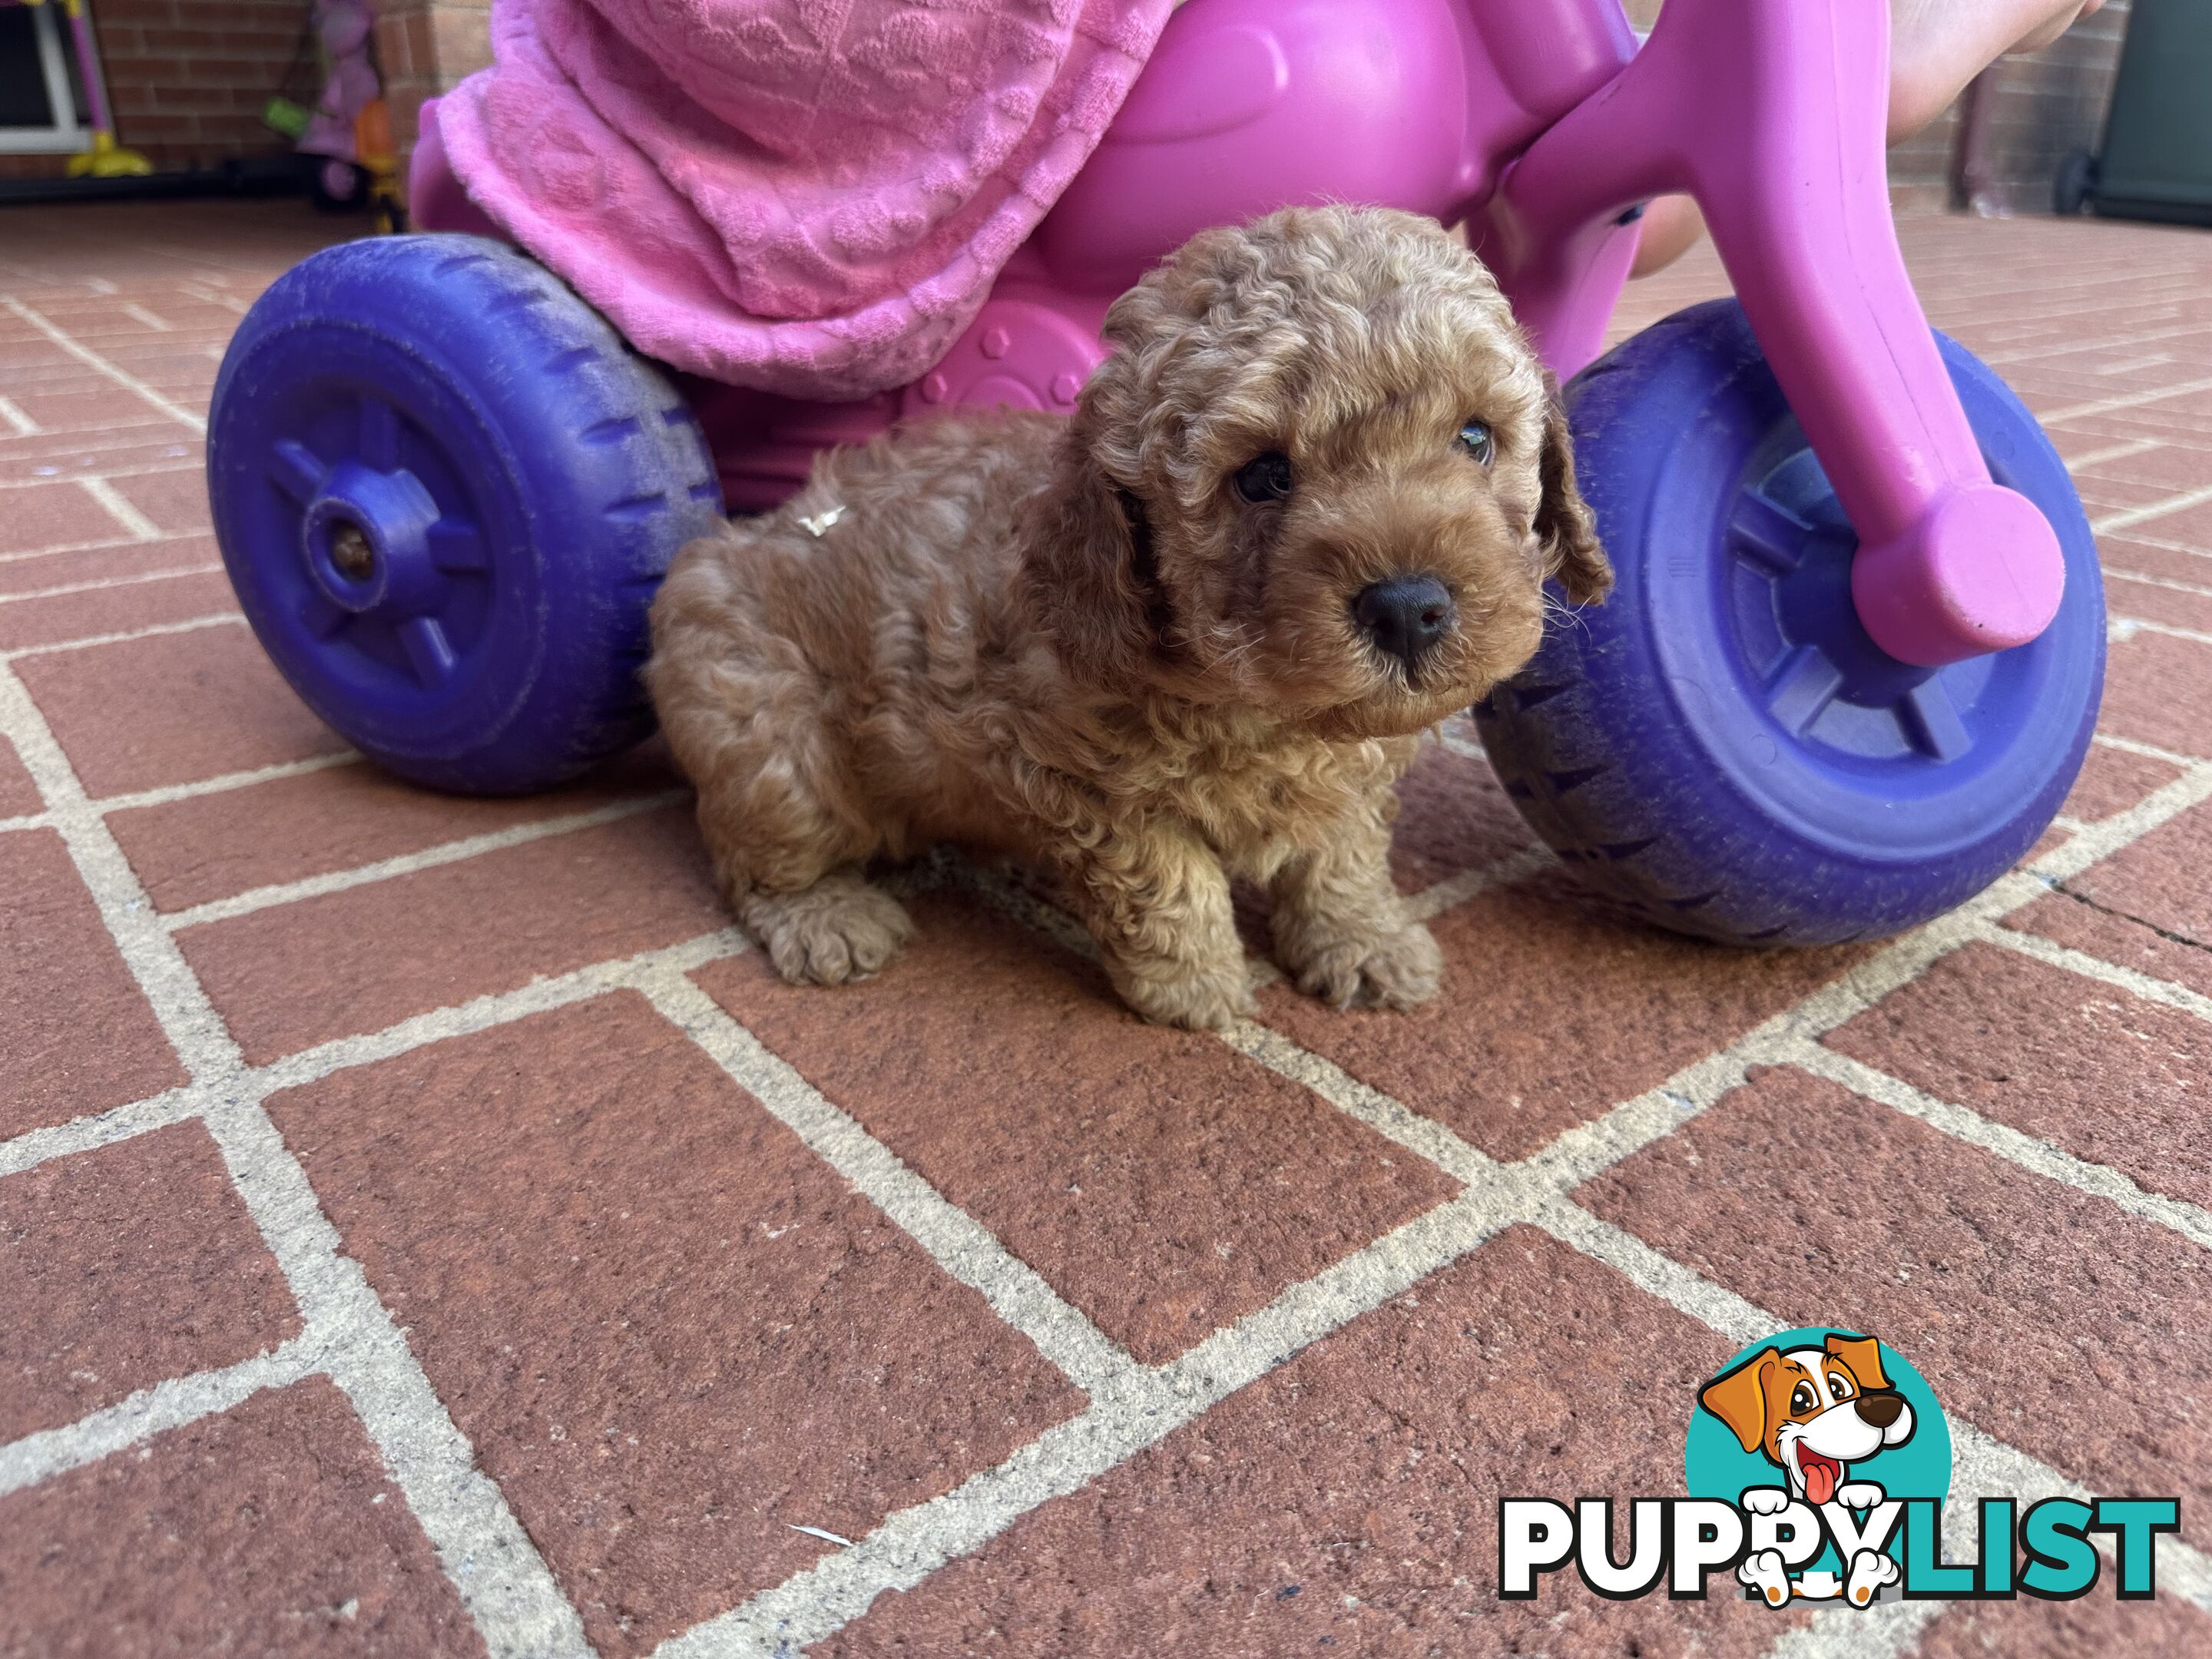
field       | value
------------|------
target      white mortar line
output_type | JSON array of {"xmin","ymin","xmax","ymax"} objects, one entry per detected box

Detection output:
[
  {"xmin": 638, "ymin": 970, "xmax": 1138, "ymax": 1399},
  {"xmin": 2, "ymin": 611, "xmax": 241, "ymax": 661},
  {"xmin": 119, "ymin": 303, "xmax": 172, "ymax": 333},
  {"xmin": 653, "ymin": 1183, "xmax": 1527, "ymax": 1659},
  {"xmin": 161, "ymin": 790, "xmax": 688, "ymax": 932},
  {"xmin": 0, "ymin": 1337, "xmax": 315, "ymax": 1498},
  {"xmin": 1976, "ymin": 919, "xmax": 2212, "ymax": 1027},
  {"xmin": 2063, "ymin": 435, "xmax": 2171, "ymax": 470},
  {"xmin": 0, "ymin": 459, "xmax": 202, "ymax": 492},
  {"xmin": 2108, "ymin": 567, "xmax": 2212, "ymax": 603},
  {"xmin": 2090, "ymin": 730, "xmax": 2208, "ymax": 769},
  {"xmin": 197, "ymin": 1091, "xmax": 597, "ymax": 1656},
  {"xmin": 2094, "ymin": 482, "xmax": 2212, "ymax": 536},
  {"xmin": 1221, "ymin": 1019, "xmax": 1503, "ymax": 1184},
  {"xmin": 0, "ymin": 562, "xmax": 221, "ymax": 606},
  {"xmin": 0, "ymin": 927, "xmax": 757, "ymax": 1184},
  {"xmin": 664, "ymin": 753, "xmax": 2212, "ymax": 1654},
  {"xmin": 2116, "ymin": 614, "xmax": 2212, "ymax": 648},
  {"xmin": 5, "ymin": 601, "xmax": 2210, "ymax": 1658},
  {"xmin": 1403, "ymin": 842, "xmax": 1555, "ymax": 921},
  {"xmin": 0, "ymin": 1084, "xmax": 200, "ymax": 1182},
  {"xmin": 0, "ymin": 535, "xmax": 143, "ymax": 568},
  {"xmin": 0, "ymin": 395, "xmax": 38, "ymax": 437},
  {"xmin": 91, "ymin": 750, "xmax": 361, "ymax": 814},
  {"xmin": 2104, "ymin": 530, "xmax": 2212, "ymax": 563},
  {"xmin": 0, "ymin": 657, "xmax": 594, "ymax": 1659},
  {"xmin": 2040, "ymin": 373, "xmax": 2212, "ymax": 426},
  {"xmin": 0, "ymin": 296, "xmax": 208, "ymax": 435},
  {"xmin": 1790, "ymin": 1041, "xmax": 2212, "ymax": 1251},
  {"xmin": 75, "ymin": 475, "xmax": 163, "ymax": 542},
  {"xmin": 1984, "ymin": 318, "xmax": 2212, "ymax": 367}
]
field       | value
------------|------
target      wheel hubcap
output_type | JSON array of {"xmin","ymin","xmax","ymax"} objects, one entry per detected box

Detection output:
[
  {"xmin": 263, "ymin": 396, "xmax": 490, "ymax": 691},
  {"xmin": 1728, "ymin": 448, "xmax": 1985, "ymax": 766}
]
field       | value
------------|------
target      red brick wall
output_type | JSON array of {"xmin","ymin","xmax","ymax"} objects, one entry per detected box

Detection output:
[
  {"xmin": 0, "ymin": 0, "xmax": 311, "ymax": 180},
  {"xmin": 370, "ymin": 0, "xmax": 488, "ymax": 182}
]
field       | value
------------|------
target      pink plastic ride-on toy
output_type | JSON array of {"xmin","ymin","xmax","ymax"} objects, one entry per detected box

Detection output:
[{"xmin": 207, "ymin": 0, "xmax": 2103, "ymax": 947}]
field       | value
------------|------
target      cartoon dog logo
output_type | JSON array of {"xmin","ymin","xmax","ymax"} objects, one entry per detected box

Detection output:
[{"xmin": 1699, "ymin": 1333, "xmax": 1916, "ymax": 1606}]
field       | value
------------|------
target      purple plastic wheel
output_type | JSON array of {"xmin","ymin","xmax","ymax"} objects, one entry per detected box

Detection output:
[
  {"xmin": 207, "ymin": 234, "xmax": 724, "ymax": 794},
  {"xmin": 1475, "ymin": 300, "xmax": 2105, "ymax": 946}
]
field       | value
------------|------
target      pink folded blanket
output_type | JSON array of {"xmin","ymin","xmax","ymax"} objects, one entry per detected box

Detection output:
[{"xmin": 435, "ymin": 0, "xmax": 1174, "ymax": 401}]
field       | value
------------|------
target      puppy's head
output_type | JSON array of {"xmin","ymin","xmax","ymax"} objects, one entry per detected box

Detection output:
[{"xmin": 1021, "ymin": 205, "xmax": 1608, "ymax": 737}]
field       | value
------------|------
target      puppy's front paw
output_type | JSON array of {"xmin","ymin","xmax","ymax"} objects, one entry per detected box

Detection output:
[
  {"xmin": 744, "ymin": 876, "xmax": 916, "ymax": 986},
  {"xmin": 1116, "ymin": 958, "xmax": 1257, "ymax": 1032},
  {"xmin": 1740, "ymin": 1487, "xmax": 1793, "ymax": 1517},
  {"xmin": 1283, "ymin": 921, "xmax": 1442, "ymax": 1012}
]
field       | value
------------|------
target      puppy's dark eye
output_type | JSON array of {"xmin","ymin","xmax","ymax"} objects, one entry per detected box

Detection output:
[
  {"xmin": 1790, "ymin": 1383, "xmax": 1817, "ymax": 1415},
  {"xmin": 1457, "ymin": 419, "xmax": 1494, "ymax": 465},
  {"xmin": 1829, "ymin": 1374, "xmax": 1853, "ymax": 1402},
  {"xmin": 1233, "ymin": 451, "xmax": 1293, "ymax": 504}
]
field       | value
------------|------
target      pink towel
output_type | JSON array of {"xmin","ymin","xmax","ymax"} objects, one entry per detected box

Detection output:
[{"xmin": 435, "ymin": 0, "xmax": 1173, "ymax": 401}]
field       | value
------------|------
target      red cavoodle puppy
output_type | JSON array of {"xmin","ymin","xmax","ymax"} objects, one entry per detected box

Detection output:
[{"xmin": 647, "ymin": 205, "xmax": 1609, "ymax": 1029}]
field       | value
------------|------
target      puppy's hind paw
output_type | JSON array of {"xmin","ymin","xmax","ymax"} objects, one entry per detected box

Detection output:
[
  {"xmin": 1286, "ymin": 921, "xmax": 1442, "ymax": 1012},
  {"xmin": 744, "ymin": 874, "xmax": 916, "ymax": 986}
]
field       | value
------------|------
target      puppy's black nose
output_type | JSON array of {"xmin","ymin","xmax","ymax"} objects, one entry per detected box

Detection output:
[
  {"xmin": 1352, "ymin": 575, "xmax": 1455, "ymax": 674},
  {"xmin": 1855, "ymin": 1391, "xmax": 1905, "ymax": 1429}
]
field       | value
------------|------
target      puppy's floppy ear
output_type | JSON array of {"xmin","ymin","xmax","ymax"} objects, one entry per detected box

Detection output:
[
  {"xmin": 1700, "ymin": 1349, "xmax": 1780, "ymax": 1455},
  {"xmin": 1018, "ymin": 398, "xmax": 1170, "ymax": 688},
  {"xmin": 1535, "ymin": 378, "xmax": 1611, "ymax": 607},
  {"xmin": 1824, "ymin": 1333, "xmax": 1892, "ymax": 1394}
]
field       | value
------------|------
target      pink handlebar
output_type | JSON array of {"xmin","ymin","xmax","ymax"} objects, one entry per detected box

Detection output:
[{"xmin": 1488, "ymin": 0, "xmax": 2065, "ymax": 666}]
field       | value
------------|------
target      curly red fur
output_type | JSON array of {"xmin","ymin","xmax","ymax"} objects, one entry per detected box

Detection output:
[{"xmin": 646, "ymin": 206, "xmax": 1608, "ymax": 1028}]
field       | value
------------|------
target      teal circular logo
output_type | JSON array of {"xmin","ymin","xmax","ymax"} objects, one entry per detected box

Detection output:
[{"xmin": 1686, "ymin": 1329, "xmax": 1951, "ymax": 1594}]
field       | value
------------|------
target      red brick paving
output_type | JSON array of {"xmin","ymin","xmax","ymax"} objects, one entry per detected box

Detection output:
[
  {"xmin": 0, "ymin": 733, "xmax": 35, "ymax": 817},
  {"xmin": 15, "ymin": 622, "xmax": 333, "ymax": 800},
  {"xmin": 1578, "ymin": 1068, "xmax": 2212, "ymax": 1548},
  {"xmin": 179, "ymin": 803, "xmax": 726, "ymax": 1064},
  {"xmin": 2100, "ymin": 534, "xmax": 2212, "ymax": 591},
  {"xmin": 1919, "ymin": 1594, "xmax": 2212, "ymax": 1659},
  {"xmin": 1824, "ymin": 942, "xmax": 2212, "ymax": 1207},
  {"xmin": 269, "ymin": 993, "xmax": 1083, "ymax": 1657},
  {"xmin": 1383, "ymin": 736, "xmax": 1536, "ymax": 890},
  {"xmin": 2056, "ymin": 792, "xmax": 2212, "ymax": 948},
  {"xmin": 0, "ymin": 828, "xmax": 184, "ymax": 1137},
  {"xmin": 2, "ymin": 204, "xmax": 2210, "ymax": 1657},
  {"xmin": 0, "ymin": 1379, "xmax": 485, "ymax": 1659},
  {"xmin": 697, "ymin": 897, "xmax": 1461, "ymax": 1364},
  {"xmin": 822, "ymin": 1228, "xmax": 1794, "ymax": 1659},
  {"xmin": 109, "ymin": 738, "xmax": 682, "ymax": 915},
  {"xmin": 2059, "ymin": 737, "xmax": 2186, "ymax": 823},
  {"xmin": 2098, "ymin": 630, "xmax": 2212, "ymax": 760},
  {"xmin": 0, "ymin": 567, "xmax": 239, "ymax": 654},
  {"xmin": 0, "ymin": 532, "xmax": 220, "ymax": 598},
  {"xmin": 0, "ymin": 1121, "xmax": 298, "ymax": 1439},
  {"xmin": 1257, "ymin": 867, "xmax": 1869, "ymax": 1160},
  {"xmin": 2008, "ymin": 892, "xmax": 2212, "ymax": 1005},
  {"xmin": 106, "ymin": 466, "xmax": 216, "ymax": 538}
]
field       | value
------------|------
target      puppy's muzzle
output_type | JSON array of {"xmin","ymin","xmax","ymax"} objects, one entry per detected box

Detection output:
[
  {"xmin": 1854, "ymin": 1390, "xmax": 1906, "ymax": 1430},
  {"xmin": 1353, "ymin": 575, "xmax": 1454, "ymax": 677}
]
